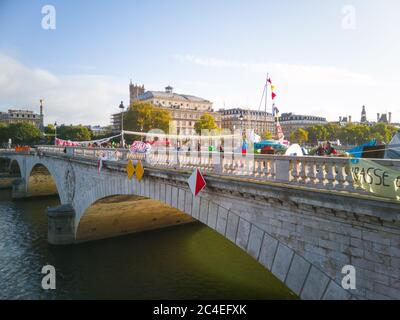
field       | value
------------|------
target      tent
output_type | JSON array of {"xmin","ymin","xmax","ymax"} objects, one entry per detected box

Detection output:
[
  {"xmin": 346, "ymin": 140, "xmax": 377, "ymax": 158},
  {"xmin": 285, "ymin": 144, "xmax": 304, "ymax": 156},
  {"xmin": 254, "ymin": 140, "xmax": 286, "ymax": 151},
  {"xmin": 385, "ymin": 130, "xmax": 400, "ymax": 159}
]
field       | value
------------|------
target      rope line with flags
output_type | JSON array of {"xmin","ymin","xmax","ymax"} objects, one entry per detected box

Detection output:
[
  {"xmin": 55, "ymin": 133, "xmax": 122, "ymax": 147},
  {"xmin": 122, "ymin": 130, "xmax": 241, "ymax": 140}
]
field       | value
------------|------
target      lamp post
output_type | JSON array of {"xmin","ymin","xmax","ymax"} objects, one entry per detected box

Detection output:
[
  {"xmin": 119, "ymin": 101, "xmax": 125, "ymax": 148},
  {"xmin": 54, "ymin": 121, "xmax": 57, "ymax": 145},
  {"xmin": 238, "ymin": 111, "xmax": 244, "ymax": 136}
]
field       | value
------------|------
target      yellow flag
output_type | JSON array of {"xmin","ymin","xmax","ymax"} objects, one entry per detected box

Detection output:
[
  {"xmin": 135, "ymin": 160, "xmax": 144, "ymax": 181},
  {"xmin": 271, "ymin": 85, "xmax": 276, "ymax": 91},
  {"xmin": 126, "ymin": 160, "xmax": 135, "ymax": 179}
]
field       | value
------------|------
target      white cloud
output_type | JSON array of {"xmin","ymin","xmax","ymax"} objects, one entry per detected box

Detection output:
[
  {"xmin": 174, "ymin": 54, "xmax": 400, "ymax": 122},
  {"xmin": 0, "ymin": 53, "xmax": 127, "ymax": 126}
]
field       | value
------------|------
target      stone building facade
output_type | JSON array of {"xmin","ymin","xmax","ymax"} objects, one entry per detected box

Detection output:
[
  {"xmin": 219, "ymin": 108, "xmax": 275, "ymax": 136},
  {"xmin": 112, "ymin": 82, "xmax": 221, "ymax": 135},
  {"xmin": 279, "ymin": 113, "xmax": 327, "ymax": 138},
  {"xmin": 0, "ymin": 109, "xmax": 42, "ymax": 128}
]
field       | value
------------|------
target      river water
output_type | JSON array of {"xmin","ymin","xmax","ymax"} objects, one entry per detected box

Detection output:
[{"xmin": 0, "ymin": 189, "xmax": 296, "ymax": 299}]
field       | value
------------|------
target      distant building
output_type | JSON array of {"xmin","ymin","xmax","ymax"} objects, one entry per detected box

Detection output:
[
  {"xmin": 0, "ymin": 109, "xmax": 42, "ymax": 128},
  {"xmin": 279, "ymin": 113, "xmax": 327, "ymax": 138},
  {"xmin": 112, "ymin": 82, "xmax": 221, "ymax": 135},
  {"xmin": 219, "ymin": 108, "xmax": 275, "ymax": 136},
  {"xmin": 129, "ymin": 81, "xmax": 145, "ymax": 106},
  {"xmin": 361, "ymin": 105, "xmax": 367, "ymax": 123},
  {"xmin": 334, "ymin": 115, "xmax": 353, "ymax": 126},
  {"xmin": 377, "ymin": 112, "xmax": 392, "ymax": 124},
  {"xmin": 88, "ymin": 125, "xmax": 112, "ymax": 137}
]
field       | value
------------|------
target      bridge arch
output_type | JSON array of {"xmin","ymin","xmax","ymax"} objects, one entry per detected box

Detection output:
[
  {"xmin": 75, "ymin": 194, "xmax": 194, "ymax": 242},
  {"xmin": 71, "ymin": 171, "xmax": 353, "ymax": 300},
  {"xmin": 26, "ymin": 162, "xmax": 60, "ymax": 199},
  {"xmin": 9, "ymin": 159, "xmax": 21, "ymax": 177}
]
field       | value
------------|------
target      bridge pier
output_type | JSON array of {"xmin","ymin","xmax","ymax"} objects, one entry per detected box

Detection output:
[
  {"xmin": 47, "ymin": 204, "xmax": 76, "ymax": 245},
  {"xmin": 11, "ymin": 178, "xmax": 28, "ymax": 199}
]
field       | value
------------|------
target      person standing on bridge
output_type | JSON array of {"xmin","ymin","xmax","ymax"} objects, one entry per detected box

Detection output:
[{"xmin": 241, "ymin": 139, "xmax": 247, "ymax": 155}]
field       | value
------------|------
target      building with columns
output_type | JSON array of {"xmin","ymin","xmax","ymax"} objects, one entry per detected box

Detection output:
[
  {"xmin": 112, "ymin": 81, "xmax": 221, "ymax": 135},
  {"xmin": 219, "ymin": 108, "xmax": 275, "ymax": 136}
]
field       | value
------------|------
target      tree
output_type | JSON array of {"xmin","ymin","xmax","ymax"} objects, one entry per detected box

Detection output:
[
  {"xmin": 370, "ymin": 122, "xmax": 397, "ymax": 143},
  {"xmin": 306, "ymin": 125, "xmax": 328, "ymax": 143},
  {"xmin": 57, "ymin": 125, "xmax": 92, "ymax": 141},
  {"xmin": 262, "ymin": 130, "xmax": 274, "ymax": 140},
  {"xmin": 290, "ymin": 128, "xmax": 308, "ymax": 144},
  {"xmin": 194, "ymin": 113, "xmax": 219, "ymax": 135},
  {"xmin": 325, "ymin": 123, "xmax": 340, "ymax": 141},
  {"xmin": 0, "ymin": 122, "xmax": 42, "ymax": 145},
  {"xmin": 124, "ymin": 101, "xmax": 171, "ymax": 134}
]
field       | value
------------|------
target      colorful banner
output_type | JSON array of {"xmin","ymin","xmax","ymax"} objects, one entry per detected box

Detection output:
[
  {"xmin": 268, "ymin": 77, "xmax": 277, "ymax": 100},
  {"xmin": 349, "ymin": 158, "xmax": 400, "ymax": 201},
  {"xmin": 130, "ymin": 141, "xmax": 151, "ymax": 153},
  {"xmin": 55, "ymin": 138, "xmax": 80, "ymax": 146},
  {"xmin": 55, "ymin": 134, "xmax": 122, "ymax": 147},
  {"xmin": 15, "ymin": 146, "xmax": 31, "ymax": 152}
]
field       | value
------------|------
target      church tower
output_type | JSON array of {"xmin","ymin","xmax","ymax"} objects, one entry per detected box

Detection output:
[
  {"xmin": 361, "ymin": 105, "xmax": 367, "ymax": 123},
  {"xmin": 129, "ymin": 80, "xmax": 145, "ymax": 106}
]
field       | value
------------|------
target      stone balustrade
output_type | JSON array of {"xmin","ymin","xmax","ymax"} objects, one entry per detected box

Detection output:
[{"xmin": 29, "ymin": 145, "xmax": 400, "ymax": 198}]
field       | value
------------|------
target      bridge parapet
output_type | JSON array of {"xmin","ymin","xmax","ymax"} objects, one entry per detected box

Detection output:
[{"xmin": 31, "ymin": 145, "xmax": 400, "ymax": 201}]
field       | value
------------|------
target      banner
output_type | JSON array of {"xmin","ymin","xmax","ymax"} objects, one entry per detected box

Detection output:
[
  {"xmin": 349, "ymin": 158, "xmax": 400, "ymax": 201},
  {"xmin": 15, "ymin": 146, "xmax": 31, "ymax": 152},
  {"xmin": 130, "ymin": 141, "xmax": 151, "ymax": 153},
  {"xmin": 55, "ymin": 134, "xmax": 122, "ymax": 147}
]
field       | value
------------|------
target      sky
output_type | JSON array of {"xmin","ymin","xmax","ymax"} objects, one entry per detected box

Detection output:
[{"xmin": 1, "ymin": 0, "xmax": 400, "ymax": 126}]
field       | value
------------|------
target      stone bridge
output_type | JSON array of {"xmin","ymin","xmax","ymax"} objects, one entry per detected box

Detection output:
[{"xmin": 1, "ymin": 146, "xmax": 400, "ymax": 300}]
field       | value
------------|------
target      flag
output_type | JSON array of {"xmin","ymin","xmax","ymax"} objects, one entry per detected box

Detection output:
[
  {"xmin": 276, "ymin": 121, "xmax": 285, "ymax": 141},
  {"xmin": 272, "ymin": 92, "xmax": 277, "ymax": 100},
  {"xmin": 267, "ymin": 78, "xmax": 272, "ymax": 84},
  {"xmin": 188, "ymin": 168, "xmax": 206, "ymax": 197},
  {"xmin": 98, "ymin": 159, "xmax": 103, "ymax": 173},
  {"xmin": 271, "ymin": 85, "xmax": 276, "ymax": 91}
]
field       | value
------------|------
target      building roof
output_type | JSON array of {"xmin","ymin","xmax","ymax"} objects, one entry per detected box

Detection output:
[
  {"xmin": 219, "ymin": 108, "xmax": 273, "ymax": 116},
  {"xmin": 280, "ymin": 113, "xmax": 326, "ymax": 122},
  {"xmin": 138, "ymin": 91, "xmax": 211, "ymax": 104}
]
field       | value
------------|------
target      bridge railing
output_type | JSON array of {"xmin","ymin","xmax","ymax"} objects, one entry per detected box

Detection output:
[{"xmin": 27, "ymin": 145, "xmax": 400, "ymax": 196}]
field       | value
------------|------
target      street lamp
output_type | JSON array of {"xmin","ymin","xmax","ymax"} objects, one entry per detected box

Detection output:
[
  {"xmin": 54, "ymin": 121, "xmax": 57, "ymax": 145},
  {"xmin": 119, "ymin": 101, "xmax": 125, "ymax": 148},
  {"xmin": 238, "ymin": 111, "xmax": 244, "ymax": 136}
]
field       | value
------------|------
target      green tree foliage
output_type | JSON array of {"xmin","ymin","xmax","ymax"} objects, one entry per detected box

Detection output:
[
  {"xmin": 0, "ymin": 122, "xmax": 42, "ymax": 145},
  {"xmin": 290, "ymin": 128, "xmax": 309, "ymax": 144},
  {"xmin": 304, "ymin": 122, "xmax": 398, "ymax": 146},
  {"xmin": 370, "ymin": 122, "xmax": 397, "ymax": 143},
  {"xmin": 124, "ymin": 101, "xmax": 172, "ymax": 134},
  {"xmin": 262, "ymin": 130, "xmax": 274, "ymax": 140},
  {"xmin": 194, "ymin": 113, "xmax": 219, "ymax": 134},
  {"xmin": 57, "ymin": 125, "xmax": 92, "ymax": 141},
  {"xmin": 306, "ymin": 125, "xmax": 328, "ymax": 143}
]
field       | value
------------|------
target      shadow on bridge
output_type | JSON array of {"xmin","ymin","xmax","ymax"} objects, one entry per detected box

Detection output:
[
  {"xmin": 76, "ymin": 195, "xmax": 194, "ymax": 242},
  {"xmin": 26, "ymin": 163, "xmax": 59, "ymax": 199}
]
